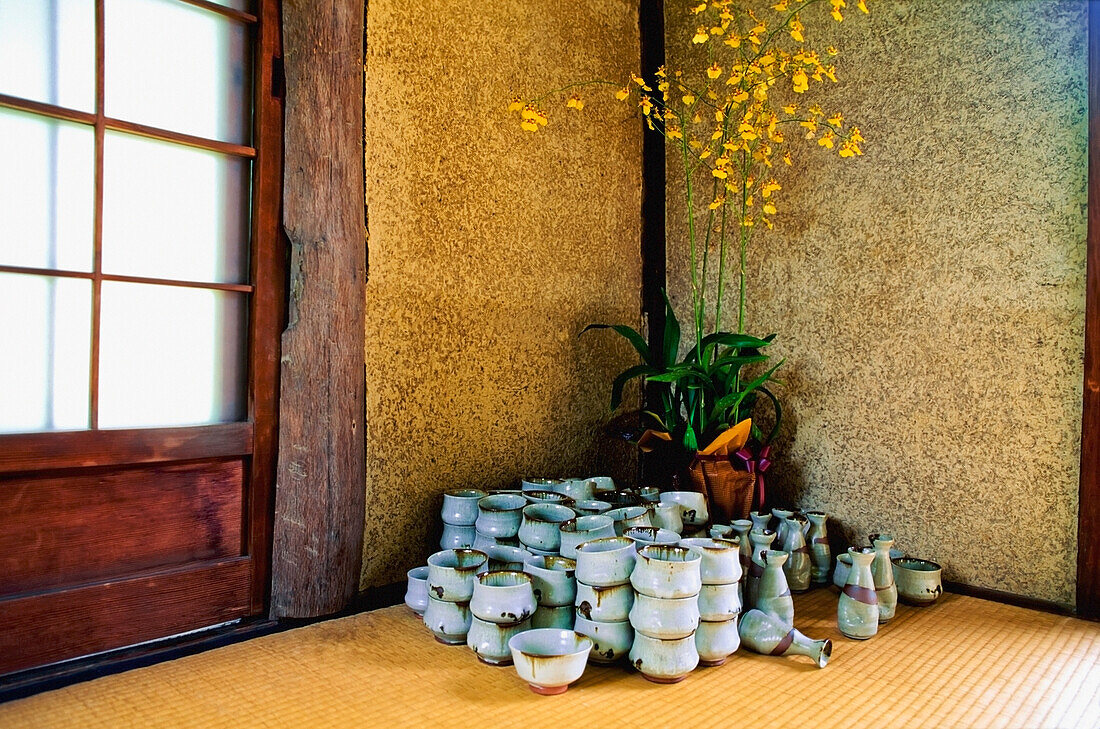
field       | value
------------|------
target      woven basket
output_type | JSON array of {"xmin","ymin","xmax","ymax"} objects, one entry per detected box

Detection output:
[{"xmin": 686, "ymin": 455, "xmax": 756, "ymax": 524}]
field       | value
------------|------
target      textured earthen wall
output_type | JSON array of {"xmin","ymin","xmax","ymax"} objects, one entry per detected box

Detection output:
[
  {"xmin": 362, "ymin": 0, "xmax": 642, "ymax": 588},
  {"xmin": 666, "ymin": 0, "xmax": 1087, "ymax": 605}
]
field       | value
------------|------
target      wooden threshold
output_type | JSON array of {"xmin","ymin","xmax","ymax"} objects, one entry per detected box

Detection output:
[{"xmin": 944, "ymin": 580, "xmax": 1078, "ymax": 619}]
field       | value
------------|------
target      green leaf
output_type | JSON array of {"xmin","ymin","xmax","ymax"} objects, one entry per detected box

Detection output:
[
  {"xmin": 641, "ymin": 410, "xmax": 668, "ymax": 430},
  {"xmin": 759, "ymin": 385, "xmax": 783, "ymax": 445},
  {"xmin": 661, "ymin": 289, "xmax": 681, "ymax": 368},
  {"xmin": 681, "ymin": 331, "xmax": 772, "ymax": 365},
  {"xmin": 683, "ymin": 422, "xmax": 698, "ymax": 451},
  {"xmin": 609, "ymin": 364, "xmax": 657, "ymax": 410},
  {"xmin": 581, "ymin": 323, "xmax": 653, "ymax": 365},
  {"xmin": 707, "ymin": 359, "xmax": 784, "ymax": 423}
]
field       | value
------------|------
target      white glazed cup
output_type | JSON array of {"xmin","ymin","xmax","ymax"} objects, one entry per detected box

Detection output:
[
  {"xmin": 574, "ymin": 537, "xmax": 637, "ymax": 587},
  {"xmin": 623, "ymin": 526, "xmax": 681, "ymax": 547},
  {"xmin": 697, "ymin": 581, "xmax": 742, "ymax": 621},
  {"xmin": 555, "ymin": 479, "xmax": 597, "ymax": 502},
  {"xmin": 427, "ymin": 549, "xmax": 488, "ymax": 602},
  {"xmin": 660, "ymin": 492, "xmax": 709, "ymax": 527},
  {"xmin": 521, "ymin": 478, "xmax": 562, "ymax": 492},
  {"xmin": 652, "ymin": 503, "xmax": 684, "ymax": 534},
  {"xmin": 523, "ymin": 555, "xmax": 577, "ymax": 607},
  {"xmin": 573, "ymin": 613, "xmax": 634, "ymax": 664},
  {"xmin": 404, "ymin": 565, "xmax": 430, "ymax": 615},
  {"xmin": 467, "ymin": 615, "xmax": 530, "ymax": 665},
  {"xmin": 440, "ymin": 523, "xmax": 476, "ymax": 550},
  {"xmin": 574, "ymin": 579, "xmax": 634, "ymax": 622},
  {"xmin": 629, "ymin": 592, "xmax": 700, "ymax": 640},
  {"xmin": 531, "ymin": 604, "xmax": 575, "ymax": 630},
  {"xmin": 629, "ymin": 631, "xmax": 699, "ymax": 683},
  {"xmin": 559, "ymin": 515, "xmax": 617, "ymax": 559},
  {"xmin": 588, "ymin": 476, "xmax": 616, "ymax": 492},
  {"xmin": 524, "ymin": 490, "xmax": 572, "ymax": 505},
  {"xmin": 509, "ymin": 628, "xmax": 593, "ymax": 695},
  {"xmin": 423, "ymin": 594, "xmax": 472, "ymax": 644},
  {"xmin": 680, "ymin": 537, "xmax": 743, "ymax": 584},
  {"xmin": 695, "ymin": 617, "xmax": 740, "ymax": 666},
  {"xmin": 475, "ymin": 493, "xmax": 528, "ymax": 538},
  {"xmin": 630, "ymin": 545, "xmax": 703, "ymax": 599},
  {"xmin": 441, "ymin": 488, "xmax": 488, "ymax": 526},
  {"xmin": 470, "ymin": 570, "xmax": 537, "ymax": 625},
  {"xmin": 605, "ymin": 506, "xmax": 652, "ymax": 536},
  {"xmin": 518, "ymin": 503, "xmax": 576, "ymax": 552},
  {"xmin": 481, "ymin": 544, "xmax": 532, "ymax": 573},
  {"xmin": 573, "ymin": 499, "xmax": 612, "ymax": 516}
]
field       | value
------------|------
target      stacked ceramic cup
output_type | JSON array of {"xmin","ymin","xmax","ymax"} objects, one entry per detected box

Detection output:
[
  {"xmin": 440, "ymin": 489, "xmax": 487, "ymax": 549},
  {"xmin": 573, "ymin": 536, "xmax": 637, "ymax": 664},
  {"xmin": 518, "ymin": 503, "xmax": 575, "ymax": 557},
  {"xmin": 467, "ymin": 570, "xmax": 536, "ymax": 665},
  {"xmin": 524, "ymin": 555, "xmax": 577, "ymax": 629},
  {"xmin": 680, "ymin": 538, "xmax": 742, "ymax": 667},
  {"xmin": 424, "ymin": 548, "xmax": 488, "ymax": 645},
  {"xmin": 628, "ymin": 544, "xmax": 702, "ymax": 683},
  {"xmin": 474, "ymin": 493, "xmax": 527, "ymax": 552}
]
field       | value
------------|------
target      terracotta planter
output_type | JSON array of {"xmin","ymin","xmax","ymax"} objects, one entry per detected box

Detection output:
[{"xmin": 685, "ymin": 455, "xmax": 755, "ymax": 524}]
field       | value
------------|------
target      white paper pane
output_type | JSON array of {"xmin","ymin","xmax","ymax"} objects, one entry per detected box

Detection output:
[
  {"xmin": 105, "ymin": 0, "xmax": 250, "ymax": 144},
  {"xmin": 0, "ymin": 0, "xmax": 96, "ymax": 112},
  {"xmin": 0, "ymin": 273, "xmax": 91, "ymax": 433},
  {"xmin": 102, "ymin": 133, "xmax": 251, "ymax": 284},
  {"xmin": 0, "ymin": 108, "xmax": 95, "ymax": 272},
  {"xmin": 99, "ymin": 283, "xmax": 247, "ymax": 428}
]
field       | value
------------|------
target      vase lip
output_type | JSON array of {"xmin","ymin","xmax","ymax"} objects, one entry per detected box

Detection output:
[
  {"xmin": 805, "ymin": 510, "xmax": 827, "ymax": 517},
  {"xmin": 749, "ymin": 528, "xmax": 776, "ymax": 539},
  {"xmin": 869, "ymin": 533, "xmax": 895, "ymax": 545},
  {"xmin": 761, "ymin": 548, "xmax": 788, "ymax": 565},
  {"xmin": 848, "ymin": 546, "xmax": 876, "ymax": 561},
  {"xmin": 786, "ymin": 513, "xmax": 808, "ymax": 524},
  {"xmin": 816, "ymin": 638, "xmax": 833, "ymax": 668}
]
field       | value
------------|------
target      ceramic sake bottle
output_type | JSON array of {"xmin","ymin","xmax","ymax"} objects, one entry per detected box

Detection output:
[
  {"xmin": 781, "ymin": 515, "xmax": 811, "ymax": 593},
  {"xmin": 738, "ymin": 609, "xmax": 832, "ymax": 668},
  {"xmin": 749, "ymin": 511, "xmax": 771, "ymax": 533},
  {"xmin": 771, "ymin": 508, "xmax": 794, "ymax": 546},
  {"xmin": 838, "ymin": 547, "xmax": 879, "ymax": 640},
  {"xmin": 805, "ymin": 511, "xmax": 831, "ymax": 585},
  {"xmin": 731, "ymin": 519, "xmax": 753, "ymax": 596},
  {"xmin": 755, "ymin": 549, "xmax": 794, "ymax": 628},
  {"xmin": 870, "ymin": 533, "xmax": 898, "ymax": 623},
  {"xmin": 745, "ymin": 528, "xmax": 777, "ymax": 611}
]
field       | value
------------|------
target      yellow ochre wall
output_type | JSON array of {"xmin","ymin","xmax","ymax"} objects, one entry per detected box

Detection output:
[
  {"xmin": 362, "ymin": 0, "xmax": 643, "ymax": 588},
  {"xmin": 665, "ymin": 0, "xmax": 1087, "ymax": 605}
]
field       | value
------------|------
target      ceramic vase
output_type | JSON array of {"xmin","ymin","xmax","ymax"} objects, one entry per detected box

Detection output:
[
  {"xmin": 806, "ymin": 511, "xmax": 831, "ymax": 585},
  {"xmin": 749, "ymin": 511, "xmax": 770, "ymax": 533},
  {"xmin": 745, "ymin": 528, "xmax": 776, "ymax": 611},
  {"xmin": 771, "ymin": 508, "xmax": 794, "ymax": 545},
  {"xmin": 781, "ymin": 515, "xmax": 811, "ymax": 593},
  {"xmin": 870, "ymin": 533, "xmax": 898, "ymax": 623},
  {"xmin": 738, "ymin": 609, "xmax": 831, "ymax": 668},
  {"xmin": 755, "ymin": 549, "xmax": 794, "ymax": 628},
  {"xmin": 838, "ymin": 547, "xmax": 879, "ymax": 640}
]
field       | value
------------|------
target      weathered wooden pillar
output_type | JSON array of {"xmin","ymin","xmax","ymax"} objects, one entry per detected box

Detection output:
[{"xmin": 272, "ymin": 0, "xmax": 367, "ymax": 618}]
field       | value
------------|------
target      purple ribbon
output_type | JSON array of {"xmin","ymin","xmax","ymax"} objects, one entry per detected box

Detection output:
[{"xmin": 735, "ymin": 444, "xmax": 772, "ymax": 510}]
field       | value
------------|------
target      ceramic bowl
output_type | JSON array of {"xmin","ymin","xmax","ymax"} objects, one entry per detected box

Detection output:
[
  {"xmin": 631, "ymin": 544, "xmax": 703, "ymax": 599},
  {"xmin": 423, "ymin": 595, "xmax": 472, "ymax": 644},
  {"xmin": 588, "ymin": 476, "xmax": 616, "ymax": 492},
  {"xmin": 524, "ymin": 555, "xmax": 577, "ymax": 607},
  {"xmin": 605, "ymin": 506, "xmax": 652, "ymax": 536},
  {"xmin": 531, "ymin": 604, "xmax": 575, "ymax": 630},
  {"xmin": 638, "ymin": 486, "xmax": 661, "ymax": 502},
  {"xmin": 574, "ymin": 579, "xmax": 634, "ymax": 622},
  {"xmin": 833, "ymin": 552, "xmax": 853, "ymax": 590},
  {"xmin": 526, "ymin": 545, "xmax": 559, "ymax": 557},
  {"xmin": 573, "ymin": 536, "xmax": 637, "ymax": 587},
  {"xmin": 467, "ymin": 615, "xmax": 531, "ymax": 665},
  {"xmin": 629, "ymin": 592, "xmax": 700, "ymax": 640},
  {"xmin": 518, "ymin": 503, "xmax": 576, "ymax": 552},
  {"xmin": 475, "ymin": 493, "xmax": 528, "ymax": 538},
  {"xmin": 893, "ymin": 557, "xmax": 943, "ymax": 606},
  {"xmin": 404, "ymin": 565, "xmax": 430, "ymax": 616},
  {"xmin": 470, "ymin": 570, "xmax": 536, "ymax": 625},
  {"xmin": 623, "ymin": 526, "xmax": 681, "ymax": 547},
  {"xmin": 660, "ymin": 491, "xmax": 709, "ymax": 527},
  {"xmin": 481, "ymin": 544, "xmax": 532, "ymax": 573},
  {"xmin": 604, "ymin": 490, "xmax": 643, "ymax": 507},
  {"xmin": 680, "ymin": 537, "xmax": 742, "ymax": 585},
  {"xmin": 573, "ymin": 614, "xmax": 634, "ymax": 664},
  {"xmin": 558, "ymin": 515, "xmax": 617, "ymax": 559},
  {"xmin": 441, "ymin": 488, "xmax": 488, "ymax": 526},
  {"xmin": 573, "ymin": 499, "xmax": 612, "ymax": 516},
  {"xmin": 651, "ymin": 503, "xmax": 684, "ymax": 534},
  {"xmin": 472, "ymin": 531, "xmax": 497, "ymax": 552},
  {"xmin": 554, "ymin": 479, "xmax": 596, "ymax": 503},
  {"xmin": 524, "ymin": 490, "xmax": 573, "ymax": 506},
  {"xmin": 629, "ymin": 631, "xmax": 699, "ymax": 683},
  {"xmin": 695, "ymin": 617, "xmax": 740, "ymax": 666},
  {"xmin": 521, "ymin": 478, "xmax": 562, "ymax": 492},
  {"xmin": 440, "ymin": 523, "xmax": 476, "ymax": 550},
  {"xmin": 697, "ymin": 581, "xmax": 741, "ymax": 621},
  {"xmin": 509, "ymin": 629, "xmax": 593, "ymax": 695},
  {"xmin": 427, "ymin": 549, "xmax": 488, "ymax": 602}
]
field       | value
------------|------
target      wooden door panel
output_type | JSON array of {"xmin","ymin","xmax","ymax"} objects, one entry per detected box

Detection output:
[
  {"xmin": 0, "ymin": 557, "xmax": 252, "ymax": 676},
  {"xmin": 0, "ymin": 460, "xmax": 244, "ymax": 594}
]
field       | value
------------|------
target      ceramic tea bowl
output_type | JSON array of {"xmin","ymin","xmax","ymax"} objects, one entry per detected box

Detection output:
[
  {"xmin": 629, "ymin": 592, "xmax": 700, "ymax": 640},
  {"xmin": 440, "ymin": 523, "xmax": 476, "ymax": 550},
  {"xmin": 637, "ymin": 486, "xmax": 661, "ymax": 503},
  {"xmin": 695, "ymin": 617, "xmax": 740, "ymax": 667},
  {"xmin": 423, "ymin": 595, "xmax": 472, "ymax": 644},
  {"xmin": 531, "ymin": 604, "xmax": 575, "ymax": 630},
  {"xmin": 631, "ymin": 544, "xmax": 703, "ymax": 599},
  {"xmin": 572, "ymin": 499, "xmax": 612, "ymax": 516},
  {"xmin": 629, "ymin": 632, "xmax": 699, "ymax": 683},
  {"xmin": 697, "ymin": 581, "xmax": 741, "ymax": 621},
  {"xmin": 574, "ymin": 580, "xmax": 634, "ymax": 622},
  {"xmin": 470, "ymin": 570, "xmax": 536, "ymax": 625},
  {"xmin": 660, "ymin": 491, "xmax": 709, "ymax": 527},
  {"xmin": 467, "ymin": 615, "xmax": 531, "ymax": 665},
  {"xmin": 481, "ymin": 544, "xmax": 532, "ymax": 573},
  {"xmin": 588, "ymin": 476, "xmax": 616, "ymax": 493},
  {"xmin": 573, "ymin": 536, "xmax": 637, "ymax": 587},
  {"xmin": 554, "ymin": 479, "xmax": 597, "ymax": 503},
  {"xmin": 475, "ymin": 493, "xmax": 528, "ymax": 538},
  {"xmin": 680, "ymin": 537, "xmax": 742, "ymax": 585},
  {"xmin": 603, "ymin": 490, "xmax": 643, "ymax": 507},
  {"xmin": 893, "ymin": 557, "xmax": 943, "ymax": 606},
  {"xmin": 404, "ymin": 565, "xmax": 430, "ymax": 616},
  {"xmin": 605, "ymin": 506, "xmax": 652, "ymax": 536},
  {"xmin": 573, "ymin": 614, "xmax": 634, "ymax": 664},
  {"xmin": 558, "ymin": 515, "xmax": 616, "ymax": 559},
  {"xmin": 651, "ymin": 503, "xmax": 684, "ymax": 534},
  {"xmin": 427, "ymin": 549, "xmax": 488, "ymax": 602},
  {"xmin": 441, "ymin": 488, "xmax": 488, "ymax": 526},
  {"xmin": 623, "ymin": 526, "xmax": 680, "ymax": 547},
  {"xmin": 524, "ymin": 555, "xmax": 577, "ymax": 607},
  {"xmin": 521, "ymin": 478, "xmax": 562, "ymax": 492},
  {"xmin": 518, "ymin": 503, "xmax": 576, "ymax": 552},
  {"xmin": 509, "ymin": 628, "xmax": 593, "ymax": 695},
  {"xmin": 524, "ymin": 490, "xmax": 573, "ymax": 506}
]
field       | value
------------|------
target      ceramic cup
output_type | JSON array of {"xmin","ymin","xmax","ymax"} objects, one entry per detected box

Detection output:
[
  {"xmin": 893, "ymin": 557, "xmax": 943, "ymax": 606},
  {"xmin": 518, "ymin": 503, "xmax": 576, "ymax": 552},
  {"xmin": 470, "ymin": 570, "xmax": 537, "ymax": 625},
  {"xmin": 574, "ymin": 536, "xmax": 637, "ymax": 587},
  {"xmin": 524, "ymin": 490, "xmax": 573, "ymax": 506},
  {"xmin": 695, "ymin": 618, "xmax": 740, "ymax": 667},
  {"xmin": 558, "ymin": 515, "xmax": 617, "ymax": 559},
  {"xmin": 604, "ymin": 490, "xmax": 643, "ymax": 507},
  {"xmin": 482, "ymin": 544, "xmax": 532, "ymax": 573},
  {"xmin": 524, "ymin": 555, "xmax": 577, "ymax": 607},
  {"xmin": 573, "ymin": 613, "xmax": 634, "ymax": 664},
  {"xmin": 466, "ymin": 614, "xmax": 530, "ymax": 665},
  {"xmin": 441, "ymin": 488, "xmax": 488, "ymax": 526},
  {"xmin": 629, "ymin": 592, "xmax": 700, "ymax": 640},
  {"xmin": 623, "ymin": 526, "xmax": 681, "ymax": 547},
  {"xmin": 509, "ymin": 628, "xmax": 593, "ymax": 695},
  {"xmin": 427, "ymin": 549, "xmax": 488, "ymax": 602},
  {"xmin": 697, "ymin": 581, "xmax": 742, "ymax": 621},
  {"xmin": 588, "ymin": 476, "xmax": 616, "ymax": 493},
  {"xmin": 404, "ymin": 565, "xmax": 430, "ymax": 616},
  {"xmin": 574, "ymin": 580, "xmax": 634, "ymax": 622},
  {"xmin": 525, "ymin": 545, "xmax": 559, "ymax": 557},
  {"xmin": 629, "ymin": 631, "xmax": 699, "ymax": 683},
  {"xmin": 475, "ymin": 493, "xmax": 528, "ymax": 538},
  {"xmin": 423, "ymin": 595, "xmax": 472, "ymax": 644},
  {"xmin": 652, "ymin": 503, "xmax": 684, "ymax": 534},
  {"xmin": 531, "ymin": 604, "xmax": 575, "ymax": 630},
  {"xmin": 472, "ymin": 531, "xmax": 497, "ymax": 552},
  {"xmin": 660, "ymin": 491, "xmax": 709, "ymax": 527},
  {"xmin": 638, "ymin": 486, "xmax": 661, "ymax": 503},
  {"xmin": 605, "ymin": 506, "xmax": 652, "ymax": 536},
  {"xmin": 521, "ymin": 478, "xmax": 562, "ymax": 492},
  {"xmin": 573, "ymin": 499, "xmax": 612, "ymax": 516},
  {"xmin": 440, "ymin": 523, "xmax": 476, "ymax": 550},
  {"xmin": 680, "ymin": 537, "xmax": 742, "ymax": 585},
  {"xmin": 631, "ymin": 544, "xmax": 703, "ymax": 599},
  {"xmin": 554, "ymin": 479, "xmax": 597, "ymax": 503}
]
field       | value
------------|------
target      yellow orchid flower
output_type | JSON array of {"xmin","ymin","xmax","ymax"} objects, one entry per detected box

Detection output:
[
  {"xmin": 772, "ymin": 0, "xmax": 789, "ymax": 10},
  {"xmin": 520, "ymin": 104, "xmax": 538, "ymax": 120},
  {"xmin": 615, "ymin": 86, "xmax": 630, "ymax": 101},
  {"xmin": 738, "ymin": 122, "xmax": 757, "ymax": 141},
  {"xmin": 656, "ymin": 65, "xmax": 667, "ymax": 78},
  {"xmin": 508, "ymin": 97, "xmax": 523, "ymax": 112},
  {"xmin": 839, "ymin": 143, "xmax": 856, "ymax": 158},
  {"xmin": 763, "ymin": 202, "xmax": 777, "ymax": 215},
  {"xmin": 535, "ymin": 108, "xmax": 548, "ymax": 126},
  {"xmin": 521, "ymin": 119, "xmax": 538, "ymax": 132},
  {"xmin": 667, "ymin": 126, "xmax": 684, "ymax": 140},
  {"xmin": 712, "ymin": 168, "xmax": 728, "ymax": 179},
  {"xmin": 691, "ymin": 2, "xmax": 707, "ymax": 13},
  {"xmin": 790, "ymin": 18, "xmax": 804, "ymax": 42},
  {"xmin": 800, "ymin": 118, "xmax": 817, "ymax": 133},
  {"xmin": 783, "ymin": 151, "xmax": 793, "ymax": 165},
  {"xmin": 566, "ymin": 94, "xmax": 584, "ymax": 110},
  {"xmin": 792, "ymin": 69, "xmax": 809, "ymax": 93},
  {"xmin": 707, "ymin": 63, "xmax": 722, "ymax": 79},
  {"xmin": 858, "ymin": 0, "xmax": 869, "ymax": 12},
  {"xmin": 732, "ymin": 90, "xmax": 749, "ymax": 103},
  {"xmin": 761, "ymin": 180, "xmax": 781, "ymax": 198},
  {"xmin": 783, "ymin": 104, "xmax": 797, "ymax": 115},
  {"xmin": 683, "ymin": 92, "xmax": 696, "ymax": 105},
  {"xmin": 640, "ymin": 95, "xmax": 653, "ymax": 115},
  {"xmin": 827, "ymin": 112, "xmax": 843, "ymax": 127},
  {"xmin": 724, "ymin": 35, "xmax": 742, "ymax": 48},
  {"xmin": 818, "ymin": 131, "xmax": 835, "ymax": 148},
  {"xmin": 631, "ymin": 72, "xmax": 652, "ymax": 91},
  {"xmin": 699, "ymin": 148, "xmax": 712, "ymax": 159},
  {"xmin": 693, "ymin": 26, "xmax": 709, "ymax": 44},
  {"xmin": 850, "ymin": 127, "xmax": 865, "ymax": 143},
  {"xmin": 709, "ymin": 195, "xmax": 726, "ymax": 210},
  {"xmin": 826, "ymin": 46, "xmax": 838, "ymax": 56}
]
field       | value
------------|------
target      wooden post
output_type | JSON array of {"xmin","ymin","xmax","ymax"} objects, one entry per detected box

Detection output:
[{"xmin": 272, "ymin": 0, "xmax": 366, "ymax": 618}]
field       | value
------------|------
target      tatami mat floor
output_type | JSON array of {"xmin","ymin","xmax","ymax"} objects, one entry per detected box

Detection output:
[{"xmin": 1, "ymin": 590, "xmax": 1098, "ymax": 728}]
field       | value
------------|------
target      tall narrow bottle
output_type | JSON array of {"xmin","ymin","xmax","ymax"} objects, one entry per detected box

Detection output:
[
  {"xmin": 745, "ymin": 528, "xmax": 776, "ymax": 612},
  {"xmin": 838, "ymin": 547, "xmax": 878, "ymax": 640},
  {"xmin": 870, "ymin": 533, "xmax": 898, "ymax": 623},
  {"xmin": 755, "ymin": 549, "xmax": 794, "ymax": 628},
  {"xmin": 806, "ymin": 511, "xmax": 831, "ymax": 585},
  {"xmin": 781, "ymin": 515, "xmax": 811, "ymax": 593}
]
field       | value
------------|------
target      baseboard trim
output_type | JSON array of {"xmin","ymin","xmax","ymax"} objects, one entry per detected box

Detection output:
[{"xmin": 944, "ymin": 581, "xmax": 1078, "ymax": 618}]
